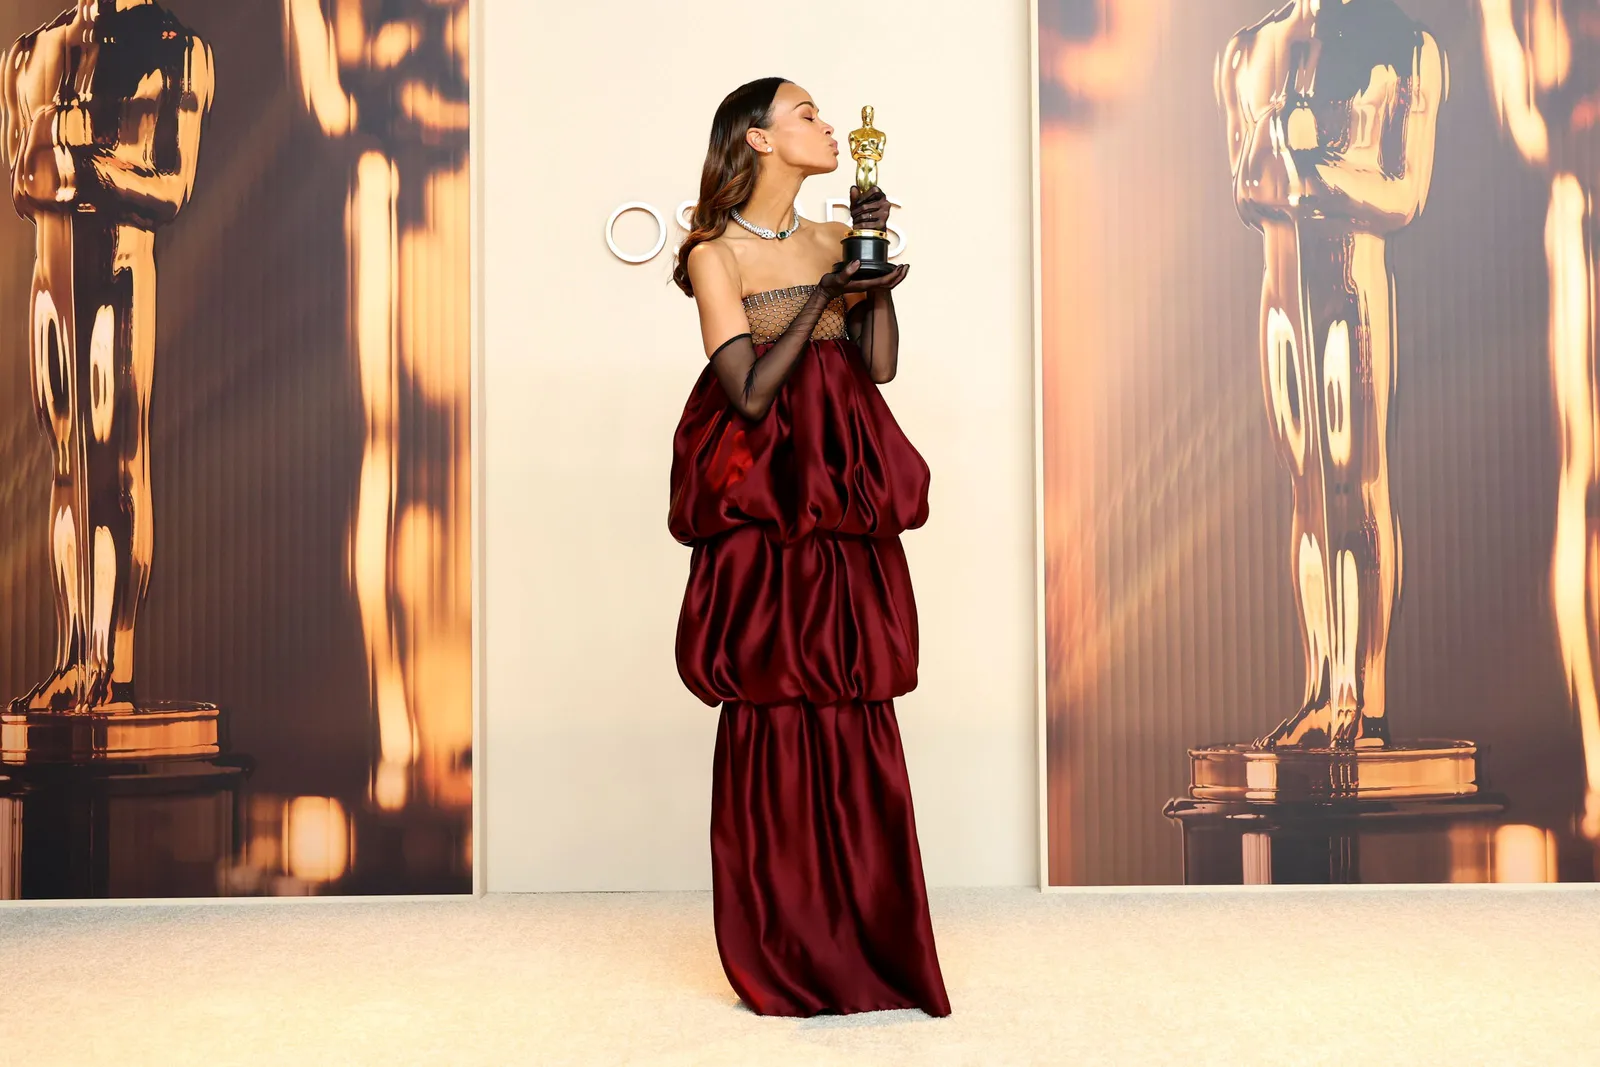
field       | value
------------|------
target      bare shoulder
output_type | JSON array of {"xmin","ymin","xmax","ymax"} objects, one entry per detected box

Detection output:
[
  {"xmin": 817, "ymin": 220, "xmax": 851, "ymax": 243},
  {"xmin": 688, "ymin": 236, "xmax": 737, "ymax": 268},
  {"xmin": 686, "ymin": 237, "xmax": 742, "ymax": 298}
]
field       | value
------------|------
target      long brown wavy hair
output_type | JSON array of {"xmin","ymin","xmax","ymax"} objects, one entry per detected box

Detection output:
[{"xmin": 673, "ymin": 77, "xmax": 789, "ymax": 297}]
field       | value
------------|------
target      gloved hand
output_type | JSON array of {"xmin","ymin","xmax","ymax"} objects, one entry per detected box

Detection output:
[
  {"xmin": 818, "ymin": 259, "xmax": 910, "ymax": 299},
  {"xmin": 849, "ymin": 184, "xmax": 891, "ymax": 232}
]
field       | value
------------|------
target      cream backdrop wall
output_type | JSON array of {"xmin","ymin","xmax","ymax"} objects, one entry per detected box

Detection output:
[{"xmin": 482, "ymin": 0, "xmax": 1037, "ymax": 890}]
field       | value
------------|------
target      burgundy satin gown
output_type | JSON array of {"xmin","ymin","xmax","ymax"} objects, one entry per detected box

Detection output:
[{"xmin": 669, "ymin": 286, "xmax": 951, "ymax": 1018}]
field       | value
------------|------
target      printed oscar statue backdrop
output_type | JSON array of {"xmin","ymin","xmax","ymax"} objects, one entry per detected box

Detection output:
[
  {"xmin": 1039, "ymin": 0, "xmax": 1600, "ymax": 886},
  {"xmin": 0, "ymin": 0, "xmax": 471, "ymax": 898}
]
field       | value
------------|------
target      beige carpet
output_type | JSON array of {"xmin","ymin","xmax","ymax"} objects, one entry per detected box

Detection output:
[{"xmin": 1, "ymin": 887, "xmax": 1596, "ymax": 1065}]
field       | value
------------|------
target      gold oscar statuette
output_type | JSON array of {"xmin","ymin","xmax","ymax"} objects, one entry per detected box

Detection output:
[
  {"xmin": 0, "ymin": 2, "xmax": 253, "ymax": 899},
  {"xmin": 0, "ymin": 2, "xmax": 221, "ymax": 763},
  {"xmin": 835, "ymin": 105, "xmax": 894, "ymax": 279},
  {"xmin": 1162, "ymin": 0, "xmax": 1507, "ymax": 885}
]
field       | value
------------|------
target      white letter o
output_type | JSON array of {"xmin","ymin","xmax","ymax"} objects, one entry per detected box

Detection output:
[{"xmin": 606, "ymin": 202, "xmax": 668, "ymax": 264}]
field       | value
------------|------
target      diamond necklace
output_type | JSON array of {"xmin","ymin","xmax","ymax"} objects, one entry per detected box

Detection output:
[{"xmin": 730, "ymin": 206, "xmax": 800, "ymax": 240}]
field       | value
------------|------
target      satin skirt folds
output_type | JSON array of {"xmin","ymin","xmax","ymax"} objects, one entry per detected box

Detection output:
[
  {"xmin": 712, "ymin": 700, "xmax": 951, "ymax": 1018},
  {"xmin": 675, "ymin": 526, "xmax": 920, "ymax": 707},
  {"xmin": 670, "ymin": 339, "xmax": 931, "ymax": 708},
  {"xmin": 671, "ymin": 339, "xmax": 949, "ymax": 1017}
]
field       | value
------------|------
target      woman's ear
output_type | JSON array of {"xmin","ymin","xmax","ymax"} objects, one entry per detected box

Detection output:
[{"xmin": 745, "ymin": 127, "xmax": 772, "ymax": 155}]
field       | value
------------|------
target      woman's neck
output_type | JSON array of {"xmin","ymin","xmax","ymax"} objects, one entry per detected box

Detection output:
[{"xmin": 741, "ymin": 170, "xmax": 804, "ymax": 232}]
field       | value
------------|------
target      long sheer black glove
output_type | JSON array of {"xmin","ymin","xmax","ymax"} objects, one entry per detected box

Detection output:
[
  {"xmin": 842, "ymin": 186, "xmax": 906, "ymax": 382},
  {"xmin": 710, "ymin": 261, "xmax": 909, "ymax": 420},
  {"xmin": 845, "ymin": 263, "xmax": 909, "ymax": 384}
]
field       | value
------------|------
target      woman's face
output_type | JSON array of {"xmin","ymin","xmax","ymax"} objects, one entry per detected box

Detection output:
[{"xmin": 752, "ymin": 83, "xmax": 839, "ymax": 176}]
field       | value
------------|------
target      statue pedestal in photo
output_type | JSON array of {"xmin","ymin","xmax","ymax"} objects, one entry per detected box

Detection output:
[
  {"xmin": 2, "ymin": 702, "xmax": 222, "ymax": 763},
  {"xmin": 1164, "ymin": 742, "xmax": 1507, "ymax": 884},
  {"xmin": 0, "ymin": 706, "xmax": 249, "ymax": 900}
]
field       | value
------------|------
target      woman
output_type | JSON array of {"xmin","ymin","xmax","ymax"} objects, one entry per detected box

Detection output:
[{"xmin": 669, "ymin": 77, "xmax": 950, "ymax": 1018}]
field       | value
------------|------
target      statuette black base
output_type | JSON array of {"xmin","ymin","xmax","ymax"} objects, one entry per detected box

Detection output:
[{"xmin": 836, "ymin": 232, "xmax": 893, "ymax": 279}]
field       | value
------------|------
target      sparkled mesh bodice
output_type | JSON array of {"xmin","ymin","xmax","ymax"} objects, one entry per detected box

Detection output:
[{"xmin": 742, "ymin": 285, "xmax": 848, "ymax": 344}]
